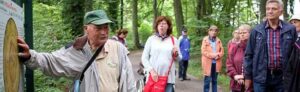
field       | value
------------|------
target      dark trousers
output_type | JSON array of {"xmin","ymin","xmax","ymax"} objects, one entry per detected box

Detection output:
[
  {"xmin": 253, "ymin": 69, "xmax": 284, "ymax": 92},
  {"xmin": 179, "ymin": 60, "xmax": 189, "ymax": 79},
  {"xmin": 165, "ymin": 83, "xmax": 174, "ymax": 92},
  {"xmin": 204, "ymin": 63, "xmax": 218, "ymax": 92}
]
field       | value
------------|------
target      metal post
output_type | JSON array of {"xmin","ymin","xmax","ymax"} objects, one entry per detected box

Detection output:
[{"xmin": 24, "ymin": 0, "xmax": 34, "ymax": 92}]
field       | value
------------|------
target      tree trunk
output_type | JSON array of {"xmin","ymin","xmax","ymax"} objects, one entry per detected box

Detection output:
[
  {"xmin": 197, "ymin": 0, "xmax": 206, "ymax": 19},
  {"xmin": 85, "ymin": 0, "xmax": 93, "ymax": 12},
  {"xmin": 185, "ymin": 0, "xmax": 188, "ymax": 21},
  {"xmin": 207, "ymin": 0, "xmax": 213, "ymax": 15},
  {"xmin": 259, "ymin": 0, "xmax": 267, "ymax": 21},
  {"xmin": 158, "ymin": 0, "xmax": 165, "ymax": 16},
  {"xmin": 62, "ymin": 0, "xmax": 85, "ymax": 36},
  {"xmin": 173, "ymin": 0, "xmax": 184, "ymax": 37},
  {"xmin": 289, "ymin": 0, "xmax": 294, "ymax": 15},
  {"xmin": 283, "ymin": 0, "xmax": 289, "ymax": 21},
  {"xmin": 106, "ymin": 0, "xmax": 119, "ymax": 32},
  {"xmin": 132, "ymin": 0, "xmax": 141, "ymax": 48},
  {"xmin": 221, "ymin": 0, "xmax": 238, "ymax": 27},
  {"xmin": 153, "ymin": 0, "xmax": 158, "ymax": 28},
  {"xmin": 196, "ymin": 0, "xmax": 207, "ymax": 36},
  {"xmin": 120, "ymin": 0, "xmax": 124, "ymax": 29}
]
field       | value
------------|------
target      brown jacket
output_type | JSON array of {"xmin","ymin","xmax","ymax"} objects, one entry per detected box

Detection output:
[{"xmin": 201, "ymin": 36, "xmax": 224, "ymax": 76}]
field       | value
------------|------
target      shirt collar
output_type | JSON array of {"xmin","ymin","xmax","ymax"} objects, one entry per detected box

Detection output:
[
  {"xmin": 84, "ymin": 40, "xmax": 109, "ymax": 54},
  {"xmin": 209, "ymin": 36, "xmax": 216, "ymax": 42},
  {"xmin": 264, "ymin": 20, "xmax": 283, "ymax": 29},
  {"xmin": 155, "ymin": 32, "xmax": 169, "ymax": 40}
]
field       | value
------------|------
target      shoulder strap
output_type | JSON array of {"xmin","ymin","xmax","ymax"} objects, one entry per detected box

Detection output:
[
  {"xmin": 79, "ymin": 45, "xmax": 104, "ymax": 82},
  {"xmin": 295, "ymin": 39, "xmax": 300, "ymax": 49},
  {"xmin": 166, "ymin": 36, "xmax": 175, "ymax": 75}
]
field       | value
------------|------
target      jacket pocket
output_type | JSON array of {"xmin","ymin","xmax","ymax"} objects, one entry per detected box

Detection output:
[
  {"xmin": 255, "ymin": 35, "xmax": 263, "ymax": 53},
  {"xmin": 283, "ymin": 34, "xmax": 293, "ymax": 49},
  {"xmin": 282, "ymin": 34, "xmax": 293, "ymax": 55}
]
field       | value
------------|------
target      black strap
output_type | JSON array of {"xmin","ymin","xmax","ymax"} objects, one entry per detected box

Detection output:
[{"xmin": 79, "ymin": 45, "xmax": 104, "ymax": 82}]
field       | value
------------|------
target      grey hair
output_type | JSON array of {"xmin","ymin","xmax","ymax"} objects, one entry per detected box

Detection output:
[
  {"xmin": 266, "ymin": 0, "xmax": 284, "ymax": 10},
  {"xmin": 232, "ymin": 28, "xmax": 240, "ymax": 35},
  {"xmin": 238, "ymin": 24, "xmax": 251, "ymax": 32},
  {"xmin": 208, "ymin": 25, "xmax": 219, "ymax": 31}
]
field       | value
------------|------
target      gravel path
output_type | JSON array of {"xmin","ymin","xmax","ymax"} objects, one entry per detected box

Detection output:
[{"xmin": 129, "ymin": 50, "xmax": 223, "ymax": 92}]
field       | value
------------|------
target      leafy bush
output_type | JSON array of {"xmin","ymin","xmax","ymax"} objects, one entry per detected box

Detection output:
[
  {"xmin": 33, "ymin": 3, "xmax": 73, "ymax": 92},
  {"xmin": 138, "ymin": 21, "xmax": 153, "ymax": 46}
]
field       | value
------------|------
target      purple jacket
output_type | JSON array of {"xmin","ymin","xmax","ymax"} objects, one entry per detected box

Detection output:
[{"xmin": 179, "ymin": 35, "xmax": 190, "ymax": 61}]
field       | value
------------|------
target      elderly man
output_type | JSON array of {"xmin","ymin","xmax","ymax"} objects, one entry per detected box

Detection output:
[
  {"xmin": 17, "ymin": 10, "xmax": 136, "ymax": 92},
  {"xmin": 243, "ymin": 0, "xmax": 297, "ymax": 92}
]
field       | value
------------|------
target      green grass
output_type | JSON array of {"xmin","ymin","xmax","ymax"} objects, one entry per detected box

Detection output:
[{"xmin": 186, "ymin": 55, "xmax": 230, "ymax": 92}]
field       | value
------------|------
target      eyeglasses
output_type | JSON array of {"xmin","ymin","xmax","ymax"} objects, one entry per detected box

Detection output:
[{"xmin": 239, "ymin": 32, "xmax": 249, "ymax": 34}]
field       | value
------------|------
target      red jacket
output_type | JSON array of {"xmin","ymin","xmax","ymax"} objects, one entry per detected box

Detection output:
[{"xmin": 226, "ymin": 40, "xmax": 246, "ymax": 91}]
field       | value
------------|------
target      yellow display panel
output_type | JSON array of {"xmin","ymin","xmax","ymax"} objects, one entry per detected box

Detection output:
[{"xmin": 3, "ymin": 18, "xmax": 21, "ymax": 92}]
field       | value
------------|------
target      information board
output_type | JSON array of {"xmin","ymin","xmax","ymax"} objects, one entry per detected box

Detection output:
[{"xmin": 0, "ymin": 0, "xmax": 24, "ymax": 91}]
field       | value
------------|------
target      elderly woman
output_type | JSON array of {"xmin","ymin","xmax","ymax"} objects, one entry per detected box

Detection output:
[
  {"xmin": 112, "ymin": 28, "xmax": 128, "ymax": 47},
  {"xmin": 227, "ymin": 29, "xmax": 240, "ymax": 55},
  {"xmin": 142, "ymin": 16, "xmax": 181, "ymax": 92},
  {"xmin": 285, "ymin": 14, "xmax": 300, "ymax": 92},
  {"xmin": 226, "ymin": 24, "xmax": 252, "ymax": 92},
  {"xmin": 201, "ymin": 25, "xmax": 224, "ymax": 92}
]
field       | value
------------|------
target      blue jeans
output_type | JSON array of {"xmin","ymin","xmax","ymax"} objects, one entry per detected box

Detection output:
[
  {"xmin": 203, "ymin": 63, "xmax": 218, "ymax": 92},
  {"xmin": 179, "ymin": 60, "xmax": 189, "ymax": 79},
  {"xmin": 253, "ymin": 69, "xmax": 284, "ymax": 92},
  {"xmin": 165, "ymin": 83, "xmax": 174, "ymax": 92}
]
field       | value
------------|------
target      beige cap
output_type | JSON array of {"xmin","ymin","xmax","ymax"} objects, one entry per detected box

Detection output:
[{"xmin": 289, "ymin": 14, "xmax": 300, "ymax": 22}]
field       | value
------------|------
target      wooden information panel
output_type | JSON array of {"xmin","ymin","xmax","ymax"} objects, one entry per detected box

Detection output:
[{"xmin": 0, "ymin": 0, "xmax": 24, "ymax": 91}]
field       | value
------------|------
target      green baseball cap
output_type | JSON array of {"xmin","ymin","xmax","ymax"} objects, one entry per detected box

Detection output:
[{"xmin": 84, "ymin": 10, "xmax": 112, "ymax": 25}]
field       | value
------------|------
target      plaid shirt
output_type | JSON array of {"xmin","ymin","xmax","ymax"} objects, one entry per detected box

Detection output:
[{"xmin": 265, "ymin": 22, "xmax": 283, "ymax": 70}]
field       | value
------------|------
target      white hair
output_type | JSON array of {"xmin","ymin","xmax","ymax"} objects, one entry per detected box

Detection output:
[
  {"xmin": 238, "ymin": 24, "xmax": 251, "ymax": 32},
  {"xmin": 266, "ymin": 0, "xmax": 284, "ymax": 10},
  {"xmin": 232, "ymin": 29, "xmax": 240, "ymax": 35}
]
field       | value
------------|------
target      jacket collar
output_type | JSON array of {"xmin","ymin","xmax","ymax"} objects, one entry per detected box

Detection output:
[
  {"xmin": 255, "ymin": 20, "xmax": 291, "ymax": 35},
  {"xmin": 204, "ymin": 36, "xmax": 220, "ymax": 43},
  {"xmin": 73, "ymin": 36, "xmax": 88, "ymax": 50},
  {"xmin": 73, "ymin": 36, "xmax": 108, "ymax": 53},
  {"xmin": 209, "ymin": 36, "xmax": 216, "ymax": 42},
  {"xmin": 264, "ymin": 20, "xmax": 283, "ymax": 29}
]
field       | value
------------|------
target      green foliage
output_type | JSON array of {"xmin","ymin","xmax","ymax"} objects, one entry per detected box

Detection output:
[
  {"xmin": 34, "ymin": 0, "xmax": 62, "ymax": 5},
  {"xmin": 33, "ymin": 3, "xmax": 73, "ymax": 92},
  {"xmin": 106, "ymin": 0, "xmax": 120, "ymax": 32},
  {"xmin": 61, "ymin": 0, "xmax": 85, "ymax": 36},
  {"xmin": 33, "ymin": 3, "xmax": 73, "ymax": 52},
  {"xmin": 137, "ymin": 21, "xmax": 153, "ymax": 45},
  {"xmin": 34, "ymin": 71, "xmax": 71, "ymax": 92},
  {"xmin": 121, "ymin": 21, "xmax": 152, "ymax": 50}
]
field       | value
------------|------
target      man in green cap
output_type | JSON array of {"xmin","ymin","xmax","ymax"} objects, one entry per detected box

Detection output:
[{"xmin": 17, "ymin": 10, "xmax": 137, "ymax": 92}]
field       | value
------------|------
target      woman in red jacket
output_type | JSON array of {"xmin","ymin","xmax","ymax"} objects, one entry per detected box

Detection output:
[
  {"xmin": 226, "ymin": 24, "xmax": 252, "ymax": 92},
  {"xmin": 227, "ymin": 29, "xmax": 240, "ymax": 55}
]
